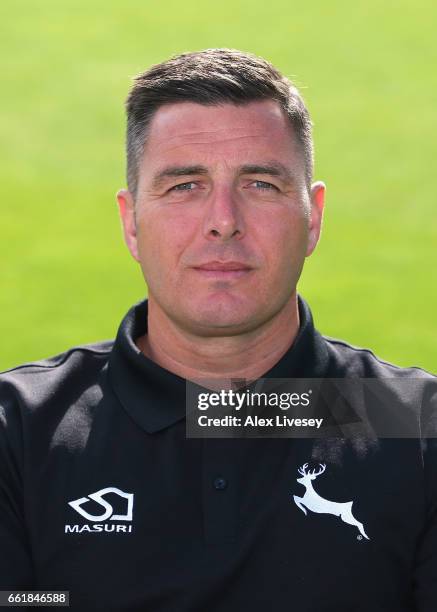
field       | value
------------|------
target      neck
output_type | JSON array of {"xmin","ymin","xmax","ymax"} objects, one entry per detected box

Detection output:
[{"xmin": 136, "ymin": 294, "xmax": 301, "ymax": 381}]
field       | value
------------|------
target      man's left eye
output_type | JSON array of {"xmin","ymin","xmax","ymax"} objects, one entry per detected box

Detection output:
[{"xmin": 252, "ymin": 180, "xmax": 277, "ymax": 190}]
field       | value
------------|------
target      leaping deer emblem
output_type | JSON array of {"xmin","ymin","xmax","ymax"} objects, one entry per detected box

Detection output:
[{"xmin": 292, "ymin": 463, "xmax": 369, "ymax": 540}]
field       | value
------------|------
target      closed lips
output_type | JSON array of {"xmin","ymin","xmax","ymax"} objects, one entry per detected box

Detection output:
[{"xmin": 194, "ymin": 262, "xmax": 252, "ymax": 271}]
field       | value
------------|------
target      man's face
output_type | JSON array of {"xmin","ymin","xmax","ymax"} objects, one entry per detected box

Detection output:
[{"xmin": 118, "ymin": 100, "xmax": 324, "ymax": 336}]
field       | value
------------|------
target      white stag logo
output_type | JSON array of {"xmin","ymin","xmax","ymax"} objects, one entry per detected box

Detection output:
[{"xmin": 292, "ymin": 463, "xmax": 369, "ymax": 540}]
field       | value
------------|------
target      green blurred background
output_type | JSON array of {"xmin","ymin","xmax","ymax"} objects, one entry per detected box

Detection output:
[{"xmin": 1, "ymin": 0, "xmax": 436, "ymax": 372}]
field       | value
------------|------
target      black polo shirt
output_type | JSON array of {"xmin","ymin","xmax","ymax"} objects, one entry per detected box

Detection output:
[{"xmin": 0, "ymin": 296, "xmax": 436, "ymax": 611}]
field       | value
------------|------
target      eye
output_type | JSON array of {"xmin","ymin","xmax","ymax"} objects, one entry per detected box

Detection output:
[
  {"xmin": 252, "ymin": 180, "xmax": 278, "ymax": 190},
  {"xmin": 170, "ymin": 181, "xmax": 197, "ymax": 191}
]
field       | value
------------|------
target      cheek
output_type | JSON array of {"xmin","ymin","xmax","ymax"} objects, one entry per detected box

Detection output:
[
  {"xmin": 256, "ymin": 210, "xmax": 309, "ymax": 268},
  {"xmin": 135, "ymin": 212, "xmax": 193, "ymax": 271}
]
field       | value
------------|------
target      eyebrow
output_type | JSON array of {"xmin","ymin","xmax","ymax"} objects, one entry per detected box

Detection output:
[
  {"xmin": 238, "ymin": 163, "xmax": 297, "ymax": 184},
  {"xmin": 151, "ymin": 165, "xmax": 208, "ymax": 189},
  {"xmin": 150, "ymin": 161, "xmax": 297, "ymax": 190}
]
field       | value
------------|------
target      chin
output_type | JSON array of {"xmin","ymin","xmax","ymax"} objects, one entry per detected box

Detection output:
[{"xmin": 183, "ymin": 297, "xmax": 265, "ymax": 336}]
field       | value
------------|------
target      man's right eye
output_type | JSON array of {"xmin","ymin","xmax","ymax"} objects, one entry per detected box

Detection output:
[{"xmin": 170, "ymin": 182, "xmax": 196, "ymax": 191}]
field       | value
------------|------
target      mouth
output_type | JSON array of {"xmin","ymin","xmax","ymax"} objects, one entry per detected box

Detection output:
[{"xmin": 192, "ymin": 261, "xmax": 254, "ymax": 280}]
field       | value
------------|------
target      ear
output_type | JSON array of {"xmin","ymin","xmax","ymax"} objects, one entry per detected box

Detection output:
[
  {"xmin": 116, "ymin": 189, "xmax": 140, "ymax": 262},
  {"xmin": 306, "ymin": 181, "xmax": 326, "ymax": 257}
]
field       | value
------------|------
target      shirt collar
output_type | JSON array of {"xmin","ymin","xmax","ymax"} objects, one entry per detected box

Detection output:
[{"xmin": 108, "ymin": 295, "xmax": 330, "ymax": 433}]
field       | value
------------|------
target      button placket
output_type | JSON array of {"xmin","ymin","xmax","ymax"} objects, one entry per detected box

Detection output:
[{"xmin": 202, "ymin": 439, "xmax": 238, "ymax": 545}]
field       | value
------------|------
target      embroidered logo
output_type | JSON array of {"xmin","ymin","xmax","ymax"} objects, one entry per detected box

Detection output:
[
  {"xmin": 292, "ymin": 463, "xmax": 369, "ymax": 540},
  {"xmin": 65, "ymin": 487, "xmax": 134, "ymax": 534}
]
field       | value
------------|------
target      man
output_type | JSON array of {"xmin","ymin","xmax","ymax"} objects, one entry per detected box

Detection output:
[{"xmin": 0, "ymin": 49, "xmax": 436, "ymax": 611}]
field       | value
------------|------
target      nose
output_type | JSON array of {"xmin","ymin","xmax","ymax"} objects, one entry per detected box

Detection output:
[{"xmin": 202, "ymin": 185, "xmax": 244, "ymax": 241}]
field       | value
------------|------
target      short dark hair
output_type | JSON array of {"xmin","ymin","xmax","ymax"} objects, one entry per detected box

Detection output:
[{"xmin": 125, "ymin": 48, "xmax": 313, "ymax": 196}]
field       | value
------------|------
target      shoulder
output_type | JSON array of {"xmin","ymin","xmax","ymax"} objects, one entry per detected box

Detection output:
[
  {"xmin": 320, "ymin": 335, "xmax": 436, "ymax": 441},
  {"xmin": 1, "ymin": 340, "xmax": 113, "ymax": 377},
  {"xmin": 0, "ymin": 340, "xmax": 114, "ymax": 416},
  {"xmin": 322, "ymin": 334, "xmax": 436, "ymax": 380},
  {"xmin": 0, "ymin": 341, "xmax": 115, "ymax": 468}
]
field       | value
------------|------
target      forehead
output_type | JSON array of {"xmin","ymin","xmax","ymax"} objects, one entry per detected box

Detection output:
[{"xmin": 141, "ymin": 100, "xmax": 302, "ymax": 170}]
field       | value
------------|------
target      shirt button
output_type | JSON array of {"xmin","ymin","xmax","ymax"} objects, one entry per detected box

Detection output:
[{"xmin": 213, "ymin": 477, "xmax": 228, "ymax": 490}]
